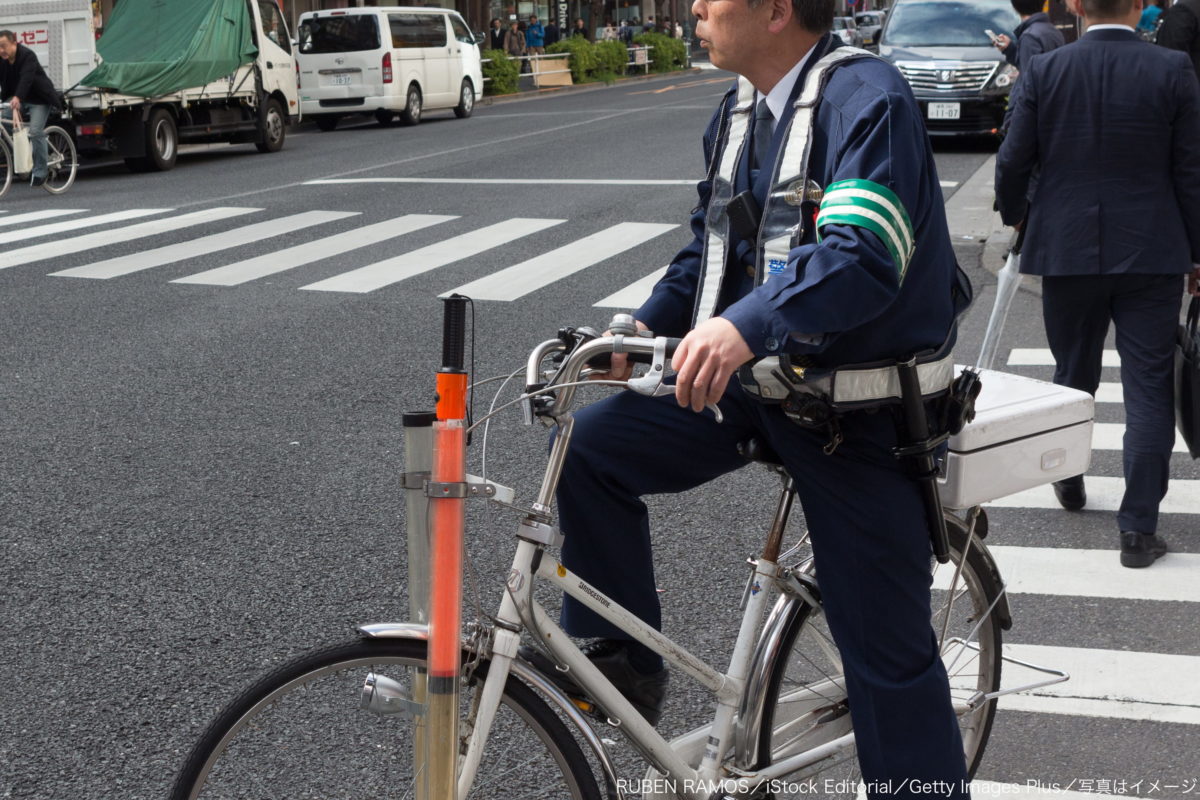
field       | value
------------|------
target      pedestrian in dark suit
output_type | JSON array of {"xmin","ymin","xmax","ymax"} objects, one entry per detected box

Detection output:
[
  {"xmin": 1157, "ymin": 0, "xmax": 1200, "ymax": 78},
  {"xmin": 992, "ymin": 0, "xmax": 1066, "ymax": 70},
  {"xmin": 996, "ymin": 0, "xmax": 1200, "ymax": 568}
]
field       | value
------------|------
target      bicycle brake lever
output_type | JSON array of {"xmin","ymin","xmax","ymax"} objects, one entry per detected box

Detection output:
[{"xmin": 626, "ymin": 337, "xmax": 724, "ymax": 423}]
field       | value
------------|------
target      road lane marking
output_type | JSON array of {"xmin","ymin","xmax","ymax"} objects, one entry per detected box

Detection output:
[
  {"xmin": 307, "ymin": 178, "xmax": 700, "ymax": 186},
  {"xmin": 0, "ymin": 208, "xmax": 259, "ymax": 271},
  {"xmin": 594, "ymin": 265, "xmax": 669, "ymax": 308},
  {"xmin": 51, "ymin": 211, "xmax": 359, "ymax": 280},
  {"xmin": 174, "ymin": 214, "xmax": 457, "ymax": 286},
  {"xmin": 0, "ymin": 209, "xmax": 87, "ymax": 228},
  {"xmin": 934, "ymin": 546, "xmax": 1199, "ymax": 602},
  {"xmin": 444, "ymin": 222, "xmax": 679, "ymax": 302},
  {"xmin": 1095, "ymin": 382, "xmax": 1123, "ymax": 403},
  {"xmin": 987, "ymin": 477, "xmax": 1200, "ymax": 513},
  {"xmin": 1092, "ymin": 422, "xmax": 1186, "ymax": 453},
  {"xmin": 0, "ymin": 208, "xmax": 170, "ymax": 248},
  {"xmin": 1001, "ymin": 644, "xmax": 1200, "ymax": 725},
  {"xmin": 1009, "ymin": 348, "xmax": 1121, "ymax": 367},
  {"xmin": 301, "ymin": 217, "xmax": 563, "ymax": 293}
]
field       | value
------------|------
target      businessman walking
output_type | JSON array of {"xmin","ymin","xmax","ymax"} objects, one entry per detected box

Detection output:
[{"xmin": 997, "ymin": 0, "xmax": 1200, "ymax": 567}]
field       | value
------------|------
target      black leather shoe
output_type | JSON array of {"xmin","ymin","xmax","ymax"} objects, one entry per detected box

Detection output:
[
  {"xmin": 1120, "ymin": 531, "xmax": 1168, "ymax": 568},
  {"xmin": 1052, "ymin": 476, "xmax": 1086, "ymax": 511},
  {"xmin": 30, "ymin": 175, "xmax": 46, "ymax": 187},
  {"xmin": 519, "ymin": 639, "xmax": 668, "ymax": 726}
]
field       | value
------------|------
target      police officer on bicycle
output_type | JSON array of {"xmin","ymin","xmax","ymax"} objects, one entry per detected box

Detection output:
[
  {"xmin": 0, "ymin": 29, "xmax": 59, "ymax": 187},
  {"xmin": 522, "ymin": 0, "xmax": 975, "ymax": 794}
]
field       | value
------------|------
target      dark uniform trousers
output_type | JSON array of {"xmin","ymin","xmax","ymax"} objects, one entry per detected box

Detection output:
[
  {"xmin": 555, "ymin": 380, "xmax": 969, "ymax": 792},
  {"xmin": 1041, "ymin": 273, "xmax": 1184, "ymax": 533}
]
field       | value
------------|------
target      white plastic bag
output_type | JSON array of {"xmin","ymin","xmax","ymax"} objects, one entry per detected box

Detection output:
[{"xmin": 12, "ymin": 111, "xmax": 34, "ymax": 175}]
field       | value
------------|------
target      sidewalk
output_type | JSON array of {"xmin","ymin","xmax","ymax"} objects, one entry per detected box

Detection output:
[{"xmin": 480, "ymin": 65, "xmax": 705, "ymax": 106}]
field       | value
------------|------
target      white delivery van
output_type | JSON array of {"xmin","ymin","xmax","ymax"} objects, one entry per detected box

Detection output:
[{"xmin": 296, "ymin": 6, "xmax": 483, "ymax": 131}]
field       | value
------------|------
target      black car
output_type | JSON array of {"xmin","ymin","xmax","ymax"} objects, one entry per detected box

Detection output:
[{"xmin": 877, "ymin": 0, "xmax": 1021, "ymax": 136}]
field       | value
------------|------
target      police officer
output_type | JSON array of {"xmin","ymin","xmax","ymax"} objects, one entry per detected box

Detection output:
[
  {"xmin": 526, "ymin": 0, "xmax": 974, "ymax": 791},
  {"xmin": 0, "ymin": 30, "xmax": 59, "ymax": 187}
]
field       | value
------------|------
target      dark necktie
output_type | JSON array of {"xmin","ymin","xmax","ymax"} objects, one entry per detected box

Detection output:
[{"xmin": 752, "ymin": 98, "xmax": 773, "ymax": 171}]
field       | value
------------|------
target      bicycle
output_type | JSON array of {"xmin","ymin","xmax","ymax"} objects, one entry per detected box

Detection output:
[
  {"xmin": 170, "ymin": 306, "xmax": 1069, "ymax": 800},
  {"xmin": 0, "ymin": 111, "xmax": 79, "ymax": 197}
]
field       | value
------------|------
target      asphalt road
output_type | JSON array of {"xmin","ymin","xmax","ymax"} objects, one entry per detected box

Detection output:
[{"xmin": 1, "ymin": 70, "xmax": 1196, "ymax": 799}]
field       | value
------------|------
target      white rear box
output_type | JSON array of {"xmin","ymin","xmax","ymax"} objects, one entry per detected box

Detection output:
[{"xmin": 938, "ymin": 368, "xmax": 1094, "ymax": 509}]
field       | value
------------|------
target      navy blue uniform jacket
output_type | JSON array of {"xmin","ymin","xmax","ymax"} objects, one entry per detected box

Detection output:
[
  {"xmin": 636, "ymin": 36, "xmax": 962, "ymax": 369},
  {"xmin": 996, "ymin": 28, "xmax": 1200, "ymax": 276}
]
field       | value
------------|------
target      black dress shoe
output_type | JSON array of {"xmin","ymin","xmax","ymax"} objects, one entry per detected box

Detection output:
[
  {"xmin": 30, "ymin": 175, "xmax": 46, "ymax": 187},
  {"xmin": 519, "ymin": 639, "xmax": 668, "ymax": 726},
  {"xmin": 1120, "ymin": 531, "xmax": 1168, "ymax": 568},
  {"xmin": 1052, "ymin": 476, "xmax": 1086, "ymax": 511}
]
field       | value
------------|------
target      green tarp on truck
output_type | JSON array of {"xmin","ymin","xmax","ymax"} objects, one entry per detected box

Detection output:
[{"xmin": 82, "ymin": 0, "xmax": 258, "ymax": 97}]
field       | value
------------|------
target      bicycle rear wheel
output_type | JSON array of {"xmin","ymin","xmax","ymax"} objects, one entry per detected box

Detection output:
[
  {"xmin": 0, "ymin": 137, "xmax": 12, "ymax": 198},
  {"xmin": 170, "ymin": 637, "xmax": 602, "ymax": 800},
  {"xmin": 755, "ymin": 513, "xmax": 1003, "ymax": 795},
  {"xmin": 42, "ymin": 126, "xmax": 77, "ymax": 194}
]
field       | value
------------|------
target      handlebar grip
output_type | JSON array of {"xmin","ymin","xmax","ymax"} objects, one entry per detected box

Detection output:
[
  {"xmin": 441, "ymin": 295, "xmax": 468, "ymax": 372},
  {"xmin": 584, "ymin": 337, "xmax": 682, "ymax": 369}
]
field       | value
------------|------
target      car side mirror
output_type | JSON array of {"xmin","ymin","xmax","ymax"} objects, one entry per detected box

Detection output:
[{"xmin": 474, "ymin": 32, "xmax": 485, "ymax": 44}]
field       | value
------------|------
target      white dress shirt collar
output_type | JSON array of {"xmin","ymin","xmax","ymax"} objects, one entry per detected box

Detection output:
[{"xmin": 1086, "ymin": 24, "xmax": 1136, "ymax": 32}]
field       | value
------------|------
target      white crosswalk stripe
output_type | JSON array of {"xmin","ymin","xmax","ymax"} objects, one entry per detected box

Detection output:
[
  {"xmin": 1095, "ymin": 382, "xmax": 1123, "ymax": 403},
  {"xmin": 302, "ymin": 217, "xmax": 563, "ymax": 294},
  {"xmin": 172, "ymin": 214, "xmax": 458, "ymax": 286},
  {"xmin": 1, "ymin": 208, "xmax": 259, "ymax": 272},
  {"xmin": 0, "ymin": 209, "xmax": 86, "ymax": 228},
  {"xmin": 52, "ymin": 211, "xmax": 360, "ymax": 280},
  {"xmin": 445, "ymin": 222, "xmax": 679, "ymax": 302},
  {"xmin": 0, "ymin": 208, "xmax": 170, "ymax": 251},
  {"xmin": 1008, "ymin": 348, "xmax": 1122, "ymax": 367},
  {"xmin": 595, "ymin": 265, "xmax": 669, "ymax": 309},
  {"xmin": 988, "ymin": 476, "xmax": 1200, "ymax": 513}
]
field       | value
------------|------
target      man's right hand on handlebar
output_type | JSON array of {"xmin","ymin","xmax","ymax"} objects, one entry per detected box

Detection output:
[{"xmin": 592, "ymin": 319, "xmax": 650, "ymax": 382}]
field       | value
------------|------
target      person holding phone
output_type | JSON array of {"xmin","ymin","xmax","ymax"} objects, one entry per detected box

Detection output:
[{"xmin": 992, "ymin": 0, "xmax": 1065, "ymax": 71}]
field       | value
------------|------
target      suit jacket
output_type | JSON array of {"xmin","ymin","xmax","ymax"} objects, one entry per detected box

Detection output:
[
  {"xmin": 0, "ymin": 44, "xmax": 59, "ymax": 108},
  {"xmin": 996, "ymin": 28, "xmax": 1200, "ymax": 276},
  {"xmin": 636, "ymin": 35, "xmax": 962, "ymax": 367}
]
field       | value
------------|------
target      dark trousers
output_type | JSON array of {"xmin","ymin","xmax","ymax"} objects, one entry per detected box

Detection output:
[
  {"xmin": 1041, "ymin": 273, "xmax": 1184, "ymax": 533},
  {"xmin": 556, "ymin": 383, "xmax": 968, "ymax": 795}
]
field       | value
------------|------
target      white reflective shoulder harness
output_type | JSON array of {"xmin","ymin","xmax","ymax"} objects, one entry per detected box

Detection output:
[{"xmin": 691, "ymin": 45, "xmax": 953, "ymax": 412}]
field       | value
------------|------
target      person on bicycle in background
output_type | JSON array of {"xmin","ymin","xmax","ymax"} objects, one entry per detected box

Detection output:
[
  {"xmin": 0, "ymin": 30, "xmax": 59, "ymax": 187},
  {"xmin": 522, "ymin": 0, "xmax": 974, "ymax": 794}
]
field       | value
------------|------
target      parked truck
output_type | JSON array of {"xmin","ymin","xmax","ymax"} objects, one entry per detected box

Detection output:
[{"xmin": 5, "ymin": 0, "xmax": 300, "ymax": 172}]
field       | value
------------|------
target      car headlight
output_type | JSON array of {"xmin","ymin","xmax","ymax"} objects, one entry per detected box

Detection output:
[{"xmin": 986, "ymin": 63, "xmax": 1019, "ymax": 93}]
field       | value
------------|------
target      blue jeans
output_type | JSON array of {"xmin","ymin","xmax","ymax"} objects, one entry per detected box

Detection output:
[{"xmin": 3, "ymin": 103, "xmax": 50, "ymax": 180}]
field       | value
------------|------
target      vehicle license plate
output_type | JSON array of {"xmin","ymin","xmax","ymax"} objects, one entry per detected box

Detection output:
[
  {"xmin": 927, "ymin": 102, "xmax": 961, "ymax": 120},
  {"xmin": 332, "ymin": 74, "xmax": 352, "ymax": 86}
]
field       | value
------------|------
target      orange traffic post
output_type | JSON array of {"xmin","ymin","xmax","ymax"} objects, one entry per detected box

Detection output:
[{"xmin": 426, "ymin": 296, "xmax": 469, "ymax": 800}]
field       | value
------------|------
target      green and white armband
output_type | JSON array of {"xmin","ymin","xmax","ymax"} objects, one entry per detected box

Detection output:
[{"xmin": 816, "ymin": 179, "xmax": 915, "ymax": 280}]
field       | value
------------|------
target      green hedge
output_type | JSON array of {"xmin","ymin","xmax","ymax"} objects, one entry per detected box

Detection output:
[
  {"xmin": 546, "ymin": 37, "xmax": 596, "ymax": 83},
  {"xmin": 593, "ymin": 40, "xmax": 628, "ymax": 77},
  {"xmin": 481, "ymin": 48, "xmax": 520, "ymax": 95},
  {"xmin": 633, "ymin": 32, "xmax": 687, "ymax": 72}
]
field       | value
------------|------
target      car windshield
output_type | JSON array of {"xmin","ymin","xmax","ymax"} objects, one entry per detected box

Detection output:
[
  {"xmin": 857, "ymin": 14, "xmax": 881, "ymax": 25},
  {"xmin": 882, "ymin": 0, "xmax": 1018, "ymax": 47},
  {"xmin": 298, "ymin": 14, "xmax": 381, "ymax": 53},
  {"xmin": 833, "ymin": 18, "xmax": 850, "ymax": 29}
]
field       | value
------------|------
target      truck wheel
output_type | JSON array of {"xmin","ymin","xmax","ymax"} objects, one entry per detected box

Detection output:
[
  {"xmin": 400, "ymin": 84, "xmax": 422, "ymax": 126},
  {"xmin": 256, "ymin": 98, "xmax": 286, "ymax": 154},
  {"xmin": 314, "ymin": 115, "xmax": 339, "ymax": 132},
  {"xmin": 145, "ymin": 108, "xmax": 178, "ymax": 171},
  {"xmin": 453, "ymin": 80, "xmax": 475, "ymax": 119}
]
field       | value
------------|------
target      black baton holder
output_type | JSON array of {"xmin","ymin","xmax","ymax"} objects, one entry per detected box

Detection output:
[{"xmin": 892, "ymin": 357, "xmax": 952, "ymax": 564}]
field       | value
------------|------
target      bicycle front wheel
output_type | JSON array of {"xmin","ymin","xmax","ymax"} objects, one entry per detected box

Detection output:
[
  {"xmin": 170, "ymin": 637, "xmax": 602, "ymax": 800},
  {"xmin": 756, "ymin": 513, "xmax": 1003, "ymax": 794},
  {"xmin": 43, "ymin": 126, "xmax": 77, "ymax": 194},
  {"xmin": 0, "ymin": 137, "xmax": 12, "ymax": 198}
]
